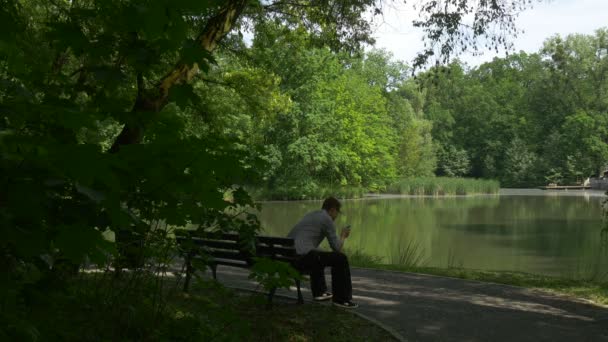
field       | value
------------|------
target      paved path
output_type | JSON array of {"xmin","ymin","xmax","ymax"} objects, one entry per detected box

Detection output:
[{"xmin": 209, "ymin": 267, "xmax": 608, "ymax": 342}]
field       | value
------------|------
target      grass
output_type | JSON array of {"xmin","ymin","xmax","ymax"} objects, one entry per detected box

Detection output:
[
  {"xmin": 344, "ymin": 249, "xmax": 608, "ymax": 306},
  {"xmin": 19, "ymin": 272, "xmax": 395, "ymax": 341},
  {"xmin": 249, "ymin": 184, "xmax": 367, "ymax": 201},
  {"xmin": 386, "ymin": 177, "xmax": 500, "ymax": 195},
  {"xmin": 249, "ymin": 177, "xmax": 499, "ymax": 200},
  {"xmin": 381, "ymin": 265, "xmax": 608, "ymax": 306},
  {"xmin": 389, "ymin": 239, "xmax": 427, "ymax": 267},
  {"xmin": 345, "ymin": 248, "xmax": 384, "ymax": 266},
  {"xmin": 182, "ymin": 282, "xmax": 397, "ymax": 341},
  {"xmin": 346, "ymin": 240, "xmax": 428, "ymax": 268}
]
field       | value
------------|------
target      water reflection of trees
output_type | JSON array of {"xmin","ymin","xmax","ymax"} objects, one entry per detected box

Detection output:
[{"xmin": 256, "ymin": 195, "xmax": 605, "ymax": 278}]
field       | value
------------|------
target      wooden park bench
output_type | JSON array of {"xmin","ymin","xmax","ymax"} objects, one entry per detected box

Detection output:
[{"xmin": 175, "ymin": 231, "xmax": 307, "ymax": 304}]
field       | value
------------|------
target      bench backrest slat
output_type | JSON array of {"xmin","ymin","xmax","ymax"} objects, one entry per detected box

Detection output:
[
  {"xmin": 201, "ymin": 232, "xmax": 241, "ymax": 242},
  {"xmin": 176, "ymin": 230, "xmax": 299, "ymax": 266}
]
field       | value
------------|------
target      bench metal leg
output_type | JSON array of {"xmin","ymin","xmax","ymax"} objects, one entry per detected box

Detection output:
[
  {"xmin": 295, "ymin": 278, "xmax": 304, "ymax": 304},
  {"xmin": 266, "ymin": 287, "xmax": 277, "ymax": 309},
  {"xmin": 183, "ymin": 255, "xmax": 193, "ymax": 292},
  {"xmin": 210, "ymin": 264, "xmax": 217, "ymax": 280}
]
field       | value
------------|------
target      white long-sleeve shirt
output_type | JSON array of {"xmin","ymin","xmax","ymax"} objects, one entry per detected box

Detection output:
[{"xmin": 287, "ymin": 210, "xmax": 342, "ymax": 255}]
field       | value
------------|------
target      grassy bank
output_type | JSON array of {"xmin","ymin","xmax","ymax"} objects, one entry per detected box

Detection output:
[
  {"xmin": 383, "ymin": 265, "xmax": 608, "ymax": 306},
  {"xmin": 344, "ymin": 250, "xmax": 608, "ymax": 306},
  {"xmin": 15, "ymin": 273, "xmax": 394, "ymax": 341},
  {"xmin": 386, "ymin": 177, "xmax": 500, "ymax": 195},
  {"xmin": 248, "ymin": 184, "xmax": 367, "ymax": 201},
  {"xmin": 249, "ymin": 177, "xmax": 499, "ymax": 200}
]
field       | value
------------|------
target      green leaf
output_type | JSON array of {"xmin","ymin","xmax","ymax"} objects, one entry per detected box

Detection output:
[
  {"xmin": 54, "ymin": 225, "xmax": 109, "ymax": 264},
  {"xmin": 249, "ymin": 257, "xmax": 302, "ymax": 292},
  {"xmin": 180, "ymin": 39, "xmax": 216, "ymax": 70},
  {"xmin": 2, "ymin": 225, "xmax": 48, "ymax": 259},
  {"xmin": 169, "ymin": 83, "xmax": 199, "ymax": 108},
  {"xmin": 47, "ymin": 21, "xmax": 89, "ymax": 54}
]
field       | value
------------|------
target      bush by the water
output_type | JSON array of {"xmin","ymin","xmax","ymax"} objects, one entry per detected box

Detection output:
[{"xmin": 386, "ymin": 177, "xmax": 499, "ymax": 195}]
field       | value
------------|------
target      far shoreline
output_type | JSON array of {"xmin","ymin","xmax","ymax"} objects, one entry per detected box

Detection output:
[{"xmin": 255, "ymin": 188, "xmax": 606, "ymax": 203}]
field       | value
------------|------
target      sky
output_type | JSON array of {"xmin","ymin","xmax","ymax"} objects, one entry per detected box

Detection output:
[{"xmin": 369, "ymin": 0, "xmax": 608, "ymax": 67}]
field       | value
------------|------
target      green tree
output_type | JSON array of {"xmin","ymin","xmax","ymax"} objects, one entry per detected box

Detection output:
[
  {"xmin": 502, "ymin": 138, "xmax": 539, "ymax": 187},
  {"xmin": 437, "ymin": 145, "xmax": 470, "ymax": 177},
  {"xmin": 560, "ymin": 111, "xmax": 608, "ymax": 180},
  {"xmin": 0, "ymin": 0, "xmax": 544, "ymax": 337}
]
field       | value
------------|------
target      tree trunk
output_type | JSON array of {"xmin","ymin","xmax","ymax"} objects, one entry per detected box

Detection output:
[
  {"xmin": 109, "ymin": 0, "xmax": 248, "ymax": 152},
  {"xmin": 109, "ymin": 0, "xmax": 248, "ymax": 271}
]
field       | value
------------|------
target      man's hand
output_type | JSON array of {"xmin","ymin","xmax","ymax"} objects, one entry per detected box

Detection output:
[
  {"xmin": 337, "ymin": 226, "xmax": 351, "ymax": 252},
  {"xmin": 340, "ymin": 227, "xmax": 351, "ymax": 239}
]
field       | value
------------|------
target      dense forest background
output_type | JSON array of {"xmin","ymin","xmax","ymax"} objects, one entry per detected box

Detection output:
[{"xmin": 200, "ymin": 25, "xmax": 608, "ymax": 191}]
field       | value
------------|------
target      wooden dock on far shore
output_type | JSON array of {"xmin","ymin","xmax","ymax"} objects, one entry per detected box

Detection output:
[{"xmin": 538, "ymin": 185, "xmax": 591, "ymax": 190}]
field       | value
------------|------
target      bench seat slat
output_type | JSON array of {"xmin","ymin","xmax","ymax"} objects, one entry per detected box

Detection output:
[
  {"xmin": 176, "ymin": 236, "xmax": 245, "ymax": 250},
  {"xmin": 205, "ymin": 250, "xmax": 252, "ymax": 262},
  {"xmin": 202, "ymin": 232, "xmax": 241, "ymax": 241},
  {"xmin": 268, "ymin": 255, "xmax": 299, "ymax": 264},
  {"xmin": 192, "ymin": 258, "xmax": 251, "ymax": 268},
  {"xmin": 211, "ymin": 260, "xmax": 251, "ymax": 268},
  {"xmin": 190, "ymin": 239, "xmax": 241, "ymax": 250},
  {"xmin": 256, "ymin": 236, "xmax": 295, "ymax": 246},
  {"xmin": 255, "ymin": 245, "xmax": 297, "ymax": 257},
  {"xmin": 176, "ymin": 232, "xmax": 241, "ymax": 242}
]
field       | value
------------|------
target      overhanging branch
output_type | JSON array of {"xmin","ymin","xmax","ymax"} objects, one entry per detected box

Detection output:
[{"xmin": 109, "ymin": 0, "xmax": 248, "ymax": 152}]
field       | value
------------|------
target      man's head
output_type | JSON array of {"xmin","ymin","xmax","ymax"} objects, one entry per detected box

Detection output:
[{"xmin": 322, "ymin": 197, "xmax": 341, "ymax": 221}]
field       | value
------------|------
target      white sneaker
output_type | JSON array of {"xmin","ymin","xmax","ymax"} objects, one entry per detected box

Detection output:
[
  {"xmin": 313, "ymin": 292, "xmax": 333, "ymax": 301},
  {"xmin": 332, "ymin": 300, "xmax": 359, "ymax": 309}
]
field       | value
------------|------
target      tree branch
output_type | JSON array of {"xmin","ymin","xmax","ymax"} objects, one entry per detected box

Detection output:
[
  {"xmin": 154, "ymin": 0, "xmax": 249, "ymax": 110},
  {"xmin": 109, "ymin": 0, "xmax": 248, "ymax": 152}
]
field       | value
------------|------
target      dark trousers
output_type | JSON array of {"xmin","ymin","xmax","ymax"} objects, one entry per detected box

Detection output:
[{"xmin": 295, "ymin": 250, "xmax": 352, "ymax": 302}]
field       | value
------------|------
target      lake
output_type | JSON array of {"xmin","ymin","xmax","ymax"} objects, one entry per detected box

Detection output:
[{"xmin": 256, "ymin": 189, "xmax": 608, "ymax": 278}]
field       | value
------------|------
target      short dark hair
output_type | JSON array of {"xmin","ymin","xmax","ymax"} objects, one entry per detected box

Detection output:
[{"xmin": 322, "ymin": 197, "xmax": 341, "ymax": 212}]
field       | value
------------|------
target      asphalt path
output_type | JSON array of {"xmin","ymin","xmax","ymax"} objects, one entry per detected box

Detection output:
[{"xmin": 206, "ymin": 267, "xmax": 608, "ymax": 342}]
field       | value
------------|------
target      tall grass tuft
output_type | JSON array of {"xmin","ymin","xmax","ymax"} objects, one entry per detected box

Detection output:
[
  {"xmin": 344, "ymin": 248, "xmax": 384, "ymax": 268},
  {"xmin": 386, "ymin": 177, "xmax": 499, "ymax": 196},
  {"xmin": 563, "ymin": 253, "xmax": 608, "ymax": 282},
  {"xmin": 390, "ymin": 239, "xmax": 427, "ymax": 267},
  {"xmin": 446, "ymin": 248, "xmax": 464, "ymax": 269}
]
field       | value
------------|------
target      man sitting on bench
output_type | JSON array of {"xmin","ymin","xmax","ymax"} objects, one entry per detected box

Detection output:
[{"xmin": 287, "ymin": 197, "xmax": 358, "ymax": 309}]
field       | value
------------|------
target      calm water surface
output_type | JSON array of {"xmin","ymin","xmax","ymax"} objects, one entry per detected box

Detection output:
[{"xmin": 257, "ymin": 189, "xmax": 608, "ymax": 278}]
